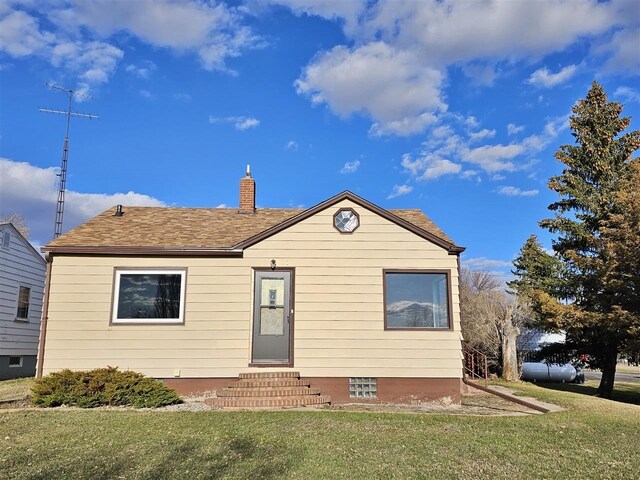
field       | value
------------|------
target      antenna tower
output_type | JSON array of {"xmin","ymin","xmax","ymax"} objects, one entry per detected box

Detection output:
[{"xmin": 39, "ymin": 83, "xmax": 99, "ymax": 238}]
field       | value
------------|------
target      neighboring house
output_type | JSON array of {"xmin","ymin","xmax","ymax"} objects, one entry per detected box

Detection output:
[
  {"xmin": 38, "ymin": 170, "xmax": 466, "ymax": 403},
  {"xmin": 0, "ymin": 222, "xmax": 46, "ymax": 379}
]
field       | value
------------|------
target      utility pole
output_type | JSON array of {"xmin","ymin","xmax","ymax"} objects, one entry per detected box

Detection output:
[{"xmin": 39, "ymin": 83, "xmax": 98, "ymax": 238}]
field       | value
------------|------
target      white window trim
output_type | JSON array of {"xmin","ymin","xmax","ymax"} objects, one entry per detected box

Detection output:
[
  {"xmin": 8, "ymin": 356, "xmax": 23, "ymax": 368},
  {"xmin": 112, "ymin": 269, "xmax": 187, "ymax": 325}
]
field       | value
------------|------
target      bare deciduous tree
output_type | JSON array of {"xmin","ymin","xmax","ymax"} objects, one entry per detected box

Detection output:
[
  {"xmin": 0, "ymin": 213, "xmax": 30, "ymax": 239},
  {"xmin": 460, "ymin": 268, "xmax": 524, "ymax": 381}
]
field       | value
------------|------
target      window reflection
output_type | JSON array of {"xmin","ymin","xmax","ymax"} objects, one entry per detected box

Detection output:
[
  {"xmin": 116, "ymin": 273, "xmax": 182, "ymax": 320},
  {"xmin": 385, "ymin": 272, "xmax": 449, "ymax": 328}
]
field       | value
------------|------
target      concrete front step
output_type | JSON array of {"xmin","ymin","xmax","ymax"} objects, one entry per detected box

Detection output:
[
  {"xmin": 233, "ymin": 379, "xmax": 311, "ymax": 388},
  {"xmin": 239, "ymin": 371, "xmax": 300, "ymax": 379},
  {"xmin": 206, "ymin": 394, "xmax": 332, "ymax": 408},
  {"xmin": 217, "ymin": 386, "xmax": 322, "ymax": 398}
]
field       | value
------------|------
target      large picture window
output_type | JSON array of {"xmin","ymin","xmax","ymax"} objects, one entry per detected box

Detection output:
[
  {"xmin": 384, "ymin": 270, "xmax": 451, "ymax": 330},
  {"xmin": 112, "ymin": 269, "xmax": 186, "ymax": 324}
]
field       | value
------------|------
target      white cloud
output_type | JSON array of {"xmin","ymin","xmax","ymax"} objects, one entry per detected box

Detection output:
[
  {"xmin": 285, "ymin": 140, "xmax": 298, "ymax": 151},
  {"xmin": 0, "ymin": 0, "xmax": 262, "ymax": 90},
  {"xmin": 0, "ymin": 9, "xmax": 54, "ymax": 56},
  {"xmin": 340, "ymin": 159, "xmax": 360, "ymax": 174},
  {"xmin": 527, "ymin": 65, "xmax": 577, "ymax": 88},
  {"xmin": 400, "ymin": 111, "xmax": 570, "ymax": 180},
  {"xmin": 369, "ymin": 112, "xmax": 437, "ymax": 137},
  {"xmin": 460, "ymin": 170, "xmax": 479, "ymax": 179},
  {"xmin": 614, "ymin": 86, "xmax": 640, "ymax": 104},
  {"xmin": 461, "ymin": 144, "xmax": 523, "ymax": 173},
  {"xmin": 593, "ymin": 26, "xmax": 640, "ymax": 75},
  {"xmin": 387, "ymin": 184, "xmax": 413, "ymax": 199},
  {"xmin": 402, "ymin": 153, "xmax": 462, "ymax": 181},
  {"xmin": 507, "ymin": 123, "xmax": 525, "ymax": 136},
  {"xmin": 289, "ymin": 0, "xmax": 632, "ymax": 135},
  {"xmin": 0, "ymin": 158, "xmax": 164, "ymax": 244},
  {"xmin": 295, "ymin": 42, "xmax": 446, "ymax": 136},
  {"xmin": 0, "ymin": 8, "xmax": 123, "ymax": 93},
  {"xmin": 461, "ymin": 62, "xmax": 498, "ymax": 86},
  {"xmin": 125, "ymin": 61, "xmax": 156, "ymax": 79},
  {"xmin": 139, "ymin": 89, "xmax": 154, "ymax": 99},
  {"xmin": 497, "ymin": 186, "xmax": 539, "ymax": 197},
  {"xmin": 261, "ymin": 0, "xmax": 365, "ymax": 30},
  {"xmin": 465, "ymin": 116, "xmax": 479, "ymax": 129},
  {"xmin": 235, "ymin": 117, "xmax": 260, "ymax": 130},
  {"xmin": 208, "ymin": 115, "xmax": 260, "ymax": 130},
  {"xmin": 463, "ymin": 257, "xmax": 512, "ymax": 269},
  {"xmin": 468, "ymin": 128, "xmax": 496, "ymax": 143},
  {"xmin": 55, "ymin": 0, "xmax": 263, "ymax": 72},
  {"xmin": 355, "ymin": 1, "xmax": 618, "ymax": 64},
  {"xmin": 173, "ymin": 92, "xmax": 192, "ymax": 102}
]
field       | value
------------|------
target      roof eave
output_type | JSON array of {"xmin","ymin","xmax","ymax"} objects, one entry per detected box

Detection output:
[{"xmin": 41, "ymin": 245, "xmax": 244, "ymax": 257}]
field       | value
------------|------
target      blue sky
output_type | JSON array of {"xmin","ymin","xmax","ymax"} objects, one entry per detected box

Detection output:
[{"xmin": 1, "ymin": 0, "xmax": 639, "ymax": 279}]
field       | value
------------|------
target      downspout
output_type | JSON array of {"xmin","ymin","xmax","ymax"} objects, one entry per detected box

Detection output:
[
  {"xmin": 36, "ymin": 253, "xmax": 53, "ymax": 378},
  {"xmin": 457, "ymin": 253, "xmax": 465, "ymax": 380}
]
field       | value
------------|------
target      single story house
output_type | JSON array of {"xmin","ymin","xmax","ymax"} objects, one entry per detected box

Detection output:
[
  {"xmin": 1, "ymin": 222, "xmax": 46, "ymax": 379},
  {"xmin": 38, "ymin": 169, "xmax": 465, "ymax": 404}
]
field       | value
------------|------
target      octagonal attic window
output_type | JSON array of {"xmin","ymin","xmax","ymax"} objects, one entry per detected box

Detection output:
[{"xmin": 333, "ymin": 208, "xmax": 360, "ymax": 233}]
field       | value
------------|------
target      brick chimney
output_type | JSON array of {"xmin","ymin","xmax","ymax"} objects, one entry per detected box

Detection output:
[{"xmin": 239, "ymin": 164, "xmax": 256, "ymax": 213}]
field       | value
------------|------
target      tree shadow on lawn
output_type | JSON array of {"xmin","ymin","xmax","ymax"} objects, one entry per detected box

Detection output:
[
  {"xmin": 17, "ymin": 434, "xmax": 299, "ymax": 480},
  {"xmin": 140, "ymin": 436, "xmax": 298, "ymax": 480},
  {"xmin": 535, "ymin": 381, "xmax": 640, "ymax": 406}
]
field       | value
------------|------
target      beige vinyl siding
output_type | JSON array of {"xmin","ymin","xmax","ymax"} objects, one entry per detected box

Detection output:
[{"xmin": 43, "ymin": 199, "xmax": 462, "ymax": 378}]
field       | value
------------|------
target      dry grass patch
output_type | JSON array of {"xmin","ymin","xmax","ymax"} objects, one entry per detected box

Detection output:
[{"xmin": 0, "ymin": 377, "xmax": 32, "ymax": 403}]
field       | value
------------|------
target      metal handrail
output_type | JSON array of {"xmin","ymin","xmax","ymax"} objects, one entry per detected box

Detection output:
[{"xmin": 463, "ymin": 344, "xmax": 489, "ymax": 385}]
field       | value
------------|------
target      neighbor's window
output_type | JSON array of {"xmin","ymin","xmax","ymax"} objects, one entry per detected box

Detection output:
[
  {"xmin": 384, "ymin": 270, "xmax": 451, "ymax": 329},
  {"xmin": 2, "ymin": 230, "xmax": 10, "ymax": 249},
  {"xmin": 16, "ymin": 286, "xmax": 31, "ymax": 320},
  {"xmin": 112, "ymin": 269, "xmax": 186, "ymax": 324},
  {"xmin": 9, "ymin": 356, "xmax": 23, "ymax": 368}
]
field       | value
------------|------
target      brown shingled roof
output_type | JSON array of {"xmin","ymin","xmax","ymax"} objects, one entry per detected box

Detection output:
[
  {"xmin": 47, "ymin": 207, "xmax": 302, "ymax": 249},
  {"xmin": 44, "ymin": 191, "xmax": 462, "ymax": 254}
]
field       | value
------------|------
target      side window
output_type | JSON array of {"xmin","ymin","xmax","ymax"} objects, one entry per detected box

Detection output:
[
  {"xmin": 16, "ymin": 286, "xmax": 31, "ymax": 320},
  {"xmin": 112, "ymin": 269, "xmax": 187, "ymax": 324},
  {"xmin": 2, "ymin": 230, "xmax": 10, "ymax": 249}
]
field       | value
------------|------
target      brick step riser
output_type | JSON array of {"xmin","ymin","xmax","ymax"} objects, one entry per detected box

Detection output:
[
  {"xmin": 217, "ymin": 387, "xmax": 322, "ymax": 398},
  {"xmin": 238, "ymin": 371, "xmax": 300, "ymax": 380},
  {"xmin": 232, "ymin": 379, "xmax": 311, "ymax": 388},
  {"xmin": 206, "ymin": 395, "xmax": 331, "ymax": 408}
]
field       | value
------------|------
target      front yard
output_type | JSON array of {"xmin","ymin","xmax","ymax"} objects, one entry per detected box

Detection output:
[{"xmin": 0, "ymin": 379, "xmax": 638, "ymax": 479}]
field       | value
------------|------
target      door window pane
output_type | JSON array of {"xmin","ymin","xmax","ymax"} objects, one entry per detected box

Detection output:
[{"xmin": 259, "ymin": 278, "xmax": 285, "ymax": 335}]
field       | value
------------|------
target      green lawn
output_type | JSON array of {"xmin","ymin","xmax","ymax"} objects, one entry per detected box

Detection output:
[
  {"xmin": 533, "ymin": 379, "xmax": 640, "ymax": 406},
  {"xmin": 0, "ymin": 381, "xmax": 638, "ymax": 479},
  {"xmin": 615, "ymin": 364, "xmax": 640, "ymax": 375}
]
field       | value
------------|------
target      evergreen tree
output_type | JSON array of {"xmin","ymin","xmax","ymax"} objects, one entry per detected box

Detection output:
[
  {"xmin": 511, "ymin": 82, "xmax": 640, "ymax": 397},
  {"xmin": 508, "ymin": 235, "xmax": 566, "ymax": 299}
]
